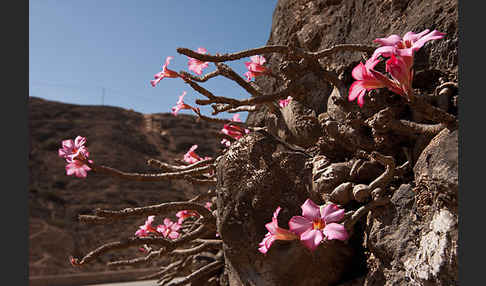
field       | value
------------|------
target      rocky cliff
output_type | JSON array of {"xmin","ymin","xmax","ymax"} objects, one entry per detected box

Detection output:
[{"xmin": 217, "ymin": 0, "xmax": 458, "ymax": 285}]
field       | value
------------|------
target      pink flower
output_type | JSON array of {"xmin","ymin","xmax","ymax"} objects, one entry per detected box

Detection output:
[
  {"xmin": 385, "ymin": 54, "xmax": 414, "ymax": 98},
  {"xmin": 183, "ymin": 144, "xmax": 212, "ymax": 164},
  {"xmin": 258, "ymin": 206, "xmax": 299, "ymax": 254},
  {"xmin": 156, "ymin": 218, "xmax": 181, "ymax": 240},
  {"xmin": 65, "ymin": 158, "xmax": 92, "ymax": 178},
  {"xmin": 288, "ymin": 199, "xmax": 348, "ymax": 251},
  {"xmin": 150, "ymin": 56, "xmax": 180, "ymax": 87},
  {"xmin": 175, "ymin": 210, "xmax": 199, "ymax": 225},
  {"xmin": 58, "ymin": 136, "xmax": 88, "ymax": 162},
  {"xmin": 244, "ymin": 55, "xmax": 268, "ymax": 81},
  {"xmin": 279, "ymin": 96, "xmax": 292, "ymax": 108},
  {"xmin": 220, "ymin": 114, "xmax": 250, "ymax": 147},
  {"xmin": 171, "ymin": 91, "xmax": 197, "ymax": 116},
  {"xmin": 348, "ymin": 58, "xmax": 391, "ymax": 107},
  {"xmin": 371, "ymin": 29, "xmax": 446, "ymax": 71},
  {"xmin": 135, "ymin": 216, "xmax": 158, "ymax": 237},
  {"xmin": 204, "ymin": 202, "xmax": 213, "ymax": 211},
  {"xmin": 59, "ymin": 136, "xmax": 93, "ymax": 178},
  {"xmin": 187, "ymin": 47, "xmax": 209, "ymax": 75}
]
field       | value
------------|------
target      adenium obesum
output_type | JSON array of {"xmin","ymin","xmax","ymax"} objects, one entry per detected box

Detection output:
[
  {"xmin": 221, "ymin": 114, "xmax": 250, "ymax": 147},
  {"xmin": 176, "ymin": 202, "xmax": 213, "ymax": 224},
  {"xmin": 134, "ymin": 216, "xmax": 181, "ymax": 240},
  {"xmin": 258, "ymin": 199, "xmax": 348, "ymax": 253},
  {"xmin": 187, "ymin": 47, "xmax": 210, "ymax": 75},
  {"xmin": 58, "ymin": 136, "xmax": 93, "ymax": 178},
  {"xmin": 279, "ymin": 96, "xmax": 293, "ymax": 108},
  {"xmin": 348, "ymin": 29, "xmax": 445, "ymax": 107},
  {"xmin": 244, "ymin": 55, "xmax": 268, "ymax": 81},
  {"xmin": 183, "ymin": 144, "xmax": 212, "ymax": 164},
  {"xmin": 171, "ymin": 91, "xmax": 199, "ymax": 116},
  {"xmin": 150, "ymin": 56, "xmax": 181, "ymax": 87}
]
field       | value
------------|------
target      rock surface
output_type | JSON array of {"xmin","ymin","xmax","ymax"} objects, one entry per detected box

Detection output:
[{"xmin": 216, "ymin": 131, "xmax": 355, "ymax": 286}]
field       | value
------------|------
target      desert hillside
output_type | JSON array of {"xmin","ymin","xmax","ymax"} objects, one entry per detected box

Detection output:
[{"xmin": 29, "ymin": 96, "xmax": 223, "ymax": 277}]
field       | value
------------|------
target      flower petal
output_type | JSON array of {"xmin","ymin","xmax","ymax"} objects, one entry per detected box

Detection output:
[
  {"xmin": 348, "ymin": 81, "xmax": 366, "ymax": 102},
  {"xmin": 371, "ymin": 46, "xmax": 397, "ymax": 61},
  {"xmin": 411, "ymin": 30, "xmax": 446, "ymax": 51},
  {"xmin": 74, "ymin": 136, "xmax": 86, "ymax": 147},
  {"xmin": 351, "ymin": 62, "xmax": 366, "ymax": 81},
  {"xmin": 320, "ymin": 204, "xmax": 345, "ymax": 224},
  {"xmin": 301, "ymin": 199, "xmax": 321, "ymax": 221},
  {"xmin": 403, "ymin": 29, "xmax": 430, "ymax": 42},
  {"xmin": 300, "ymin": 229, "xmax": 324, "ymax": 251},
  {"xmin": 288, "ymin": 215, "xmax": 312, "ymax": 236},
  {"xmin": 373, "ymin": 34, "xmax": 402, "ymax": 46},
  {"xmin": 323, "ymin": 223, "xmax": 349, "ymax": 241}
]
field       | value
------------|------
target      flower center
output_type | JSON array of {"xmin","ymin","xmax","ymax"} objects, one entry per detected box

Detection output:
[{"xmin": 312, "ymin": 219, "xmax": 325, "ymax": 230}]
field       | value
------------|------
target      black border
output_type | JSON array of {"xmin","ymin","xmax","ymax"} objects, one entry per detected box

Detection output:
[{"xmin": 5, "ymin": 0, "xmax": 29, "ymax": 285}]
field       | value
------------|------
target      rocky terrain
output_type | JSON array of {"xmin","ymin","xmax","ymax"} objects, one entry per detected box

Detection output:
[
  {"xmin": 29, "ymin": 0, "xmax": 459, "ymax": 285},
  {"xmin": 29, "ymin": 96, "xmax": 224, "ymax": 277}
]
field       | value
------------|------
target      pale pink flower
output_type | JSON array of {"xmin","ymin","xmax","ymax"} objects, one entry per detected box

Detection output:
[
  {"xmin": 135, "ymin": 216, "xmax": 157, "ymax": 237},
  {"xmin": 150, "ymin": 56, "xmax": 180, "ymax": 87},
  {"xmin": 171, "ymin": 91, "xmax": 197, "ymax": 116},
  {"xmin": 205, "ymin": 202, "xmax": 213, "ymax": 211},
  {"xmin": 279, "ymin": 96, "xmax": 292, "ymax": 108},
  {"xmin": 59, "ymin": 136, "xmax": 93, "ymax": 178},
  {"xmin": 175, "ymin": 210, "xmax": 199, "ymax": 225},
  {"xmin": 58, "ymin": 136, "xmax": 88, "ymax": 162},
  {"xmin": 288, "ymin": 199, "xmax": 348, "ymax": 251},
  {"xmin": 183, "ymin": 144, "xmax": 212, "ymax": 164},
  {"xmin": 372, "ymin": 29, "xmax": 446, "ymax": 63},
  {"xmin": 156, "ymin": 218, "xmax": 181, "ymax": 240},
  {"xmin": 220, "ymin": 114, "xmax": 250, "ymax": 147},
  {"xmin": 187, "ymin": 47, "xmax": 209, "ymax": 75},
  {"xmin": 65, "ymin": 159, "xmax": 92, "ymax": 178},
  {"xmin": 244, "ymin": 55, "xmax": 268, "ymax": 81},
  {"xmin": 258, "ymin": 206, "xmax": 299, "ymax": 254}
]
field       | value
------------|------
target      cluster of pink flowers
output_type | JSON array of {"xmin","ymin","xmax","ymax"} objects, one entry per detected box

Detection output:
[
  {"xmin": 187, "ymin": 47, "xmax": 210, "ymax": 75},
  {"xmin": 58, "ymin": 136, "xmax": 93, "ymax": 178},
  {"xmin": 135, "ymin": 215, "xmax": 181, "ymax": 240},
  {"xmin": 258, "ymin": 199, "xmax": 348, "ymax": 254},
  {"xmin": 136, "ymin": 202, "xmax": 213, "ymax": 240},
  {"xmin": 244, "ymin": 55, "xmax": 269, "ymax": 81},
  {"xmin": 221, "ymin": 114, "xmax": 250, "ymax": 147},
  {"xmin": 349, "ymin": 29, "xmax": 445, "ymax": 107}
]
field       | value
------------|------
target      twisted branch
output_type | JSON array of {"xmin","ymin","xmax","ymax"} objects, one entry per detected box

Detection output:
[{"xmin": 89, "ymin": 163, "xmax": 214, "ymax": 182}]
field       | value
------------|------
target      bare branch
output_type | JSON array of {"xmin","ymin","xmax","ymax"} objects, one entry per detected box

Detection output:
[
  {"xmin": 179, "ymin": 70, "xmax": 221, "ymax": 82},
  {"xmin": 94, "ymin": 201, "xmax": 214, "ymax": 221},
  {"xmin": 147, "ymin": 158, "xmax": 215, "ymax": 172},
  {"xmin": 164, "ymin": 260, "xmax": 224, "ymax": 286},
  {"xmin": 72, "ymin": 224, "xmax": 208, "ymax": 266},
  {"xmin": 89, "ymin": 163, "xmax": 214, "ymax": 182},
  {"xmin": 215, "ymin": 63, "xmax": 263, "ymax": 97},
  {"xmin": 177, "ymin": 45, "xmax": 291, "ymax": 62}
]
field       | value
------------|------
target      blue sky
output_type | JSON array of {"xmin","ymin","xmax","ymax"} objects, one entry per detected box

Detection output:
[{"xmin": 29, "ymin": 0, "xmax": 278, "ymax": 119}]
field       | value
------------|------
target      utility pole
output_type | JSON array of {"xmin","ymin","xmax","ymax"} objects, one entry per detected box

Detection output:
[{"xmin": 102, "ymin": 87, "xmax": 105, "ymax": 105}]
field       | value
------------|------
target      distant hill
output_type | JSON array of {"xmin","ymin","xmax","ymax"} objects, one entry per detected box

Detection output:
[{"xmin": 28, "ymin": 97, "xmax": 224, "ymax": 276}]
